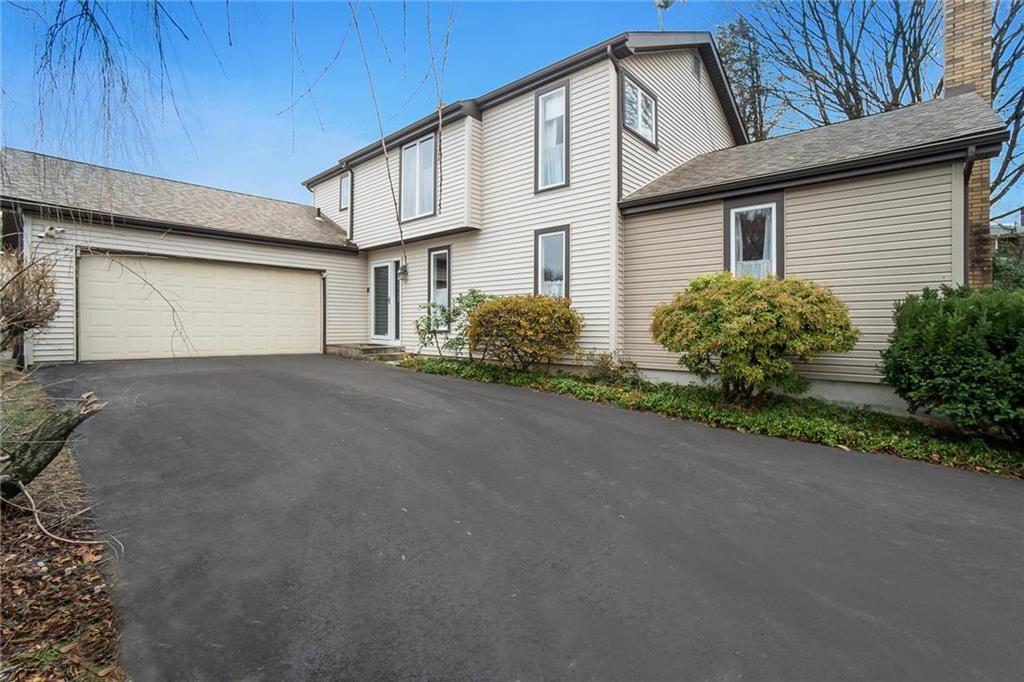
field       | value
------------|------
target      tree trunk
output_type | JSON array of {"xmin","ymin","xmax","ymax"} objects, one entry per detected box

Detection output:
[{"xmin": 1, "ymin": 392, "xmax": 103, "ymax": 500}]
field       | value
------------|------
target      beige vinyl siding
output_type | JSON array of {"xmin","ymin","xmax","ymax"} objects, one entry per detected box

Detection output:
[
  {"xmin": 348, "ymin": 117, "xmax": 470, "ymax": 248},
  {"xmin": 619, "ymin": 49, "xmax": 735, "ymax": 197},
  {"xmin": 622, "ymin": 200, "xmax": 723, "ymax": 369},
  {"xmin": 621, "ymin": 163, "xmax": 959, "ymax": 384},
  {"xmin": 786, "ymin": 163, "xmax": 957, "ymax": 383},
  {"xmin": 310, "ymin": 174, "xmax": 347, "ymax": 231},
  {"xmin": 25, "ymin": 216, "xmax": 366, "ymax": 364}
]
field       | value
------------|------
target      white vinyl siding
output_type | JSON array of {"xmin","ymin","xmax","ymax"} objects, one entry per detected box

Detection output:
[
  {"xmin": 24, "ymin": 216, "xmax": 366, "ymax": 364},
  {"xmin": 310, "ymin": 175, "xmax": 346, "ymax": 230},
  {"xmin": 620, "ymin": 49, "xmax": 734, "ymax": 196},
  {"xmin": 785, "ymin": 164, "xmax": 957, "ymax": 383},
  {"xmin": 345, "ymin": 117, "xmax": 470, "ymax": 248},
  {"xmin": 363, "ymin": 61, "xmax": 615, "ymax": 353}
]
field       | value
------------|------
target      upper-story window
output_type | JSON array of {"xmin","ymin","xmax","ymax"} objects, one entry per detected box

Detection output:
[
  {"xmin": 623, "ymin": 75, "xmax": 656, "ymax": 145},
  {"xmin": 725, "ymin": 194, "xmax": 784, "ymax": 279},
  {"xmin": 339, "ymin": 171, "xmax": 351, "ymax": 210},
  {"xmin": 401, "ymin": 134, "xmax": 436, "ymax": 221},
  {"xmin": 536, "ymin": 82, "xmax": 569, "ymax": 191}
]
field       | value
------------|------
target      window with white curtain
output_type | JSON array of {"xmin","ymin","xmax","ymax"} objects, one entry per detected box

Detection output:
[
  {"xmin": 535, "ymin": 227, "xmax": 569, "ymax": 297},
  {"xmin": 400, "ymin": 134, "xmax": 435, "ymax": 220},
  {"xmin": 428, "ymin": 246, "xmax": 450, "ymax": 330},
  {"xmin": 623, "ymin": 76, "xmax": 656, "ymax": 144},
  {"xmin": 339, "ymin": 172, "xmax": 351, "ymax": 210},
  {"xmin": 536, "ymin": 85, "xmax": 567, "ymax": 190},
  {"xmin": 730, "ymin": 203, "xmax": 776, "ymax": 279}
]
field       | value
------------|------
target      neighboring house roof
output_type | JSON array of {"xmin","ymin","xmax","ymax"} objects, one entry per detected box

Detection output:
[
  {"xmin": 620, "ymin": 92, "xmax": 1009, "ymax": 214},
  {"xmin": 1, "ymin": 147, "xmax": 356, "ymax": 251},
  {"xmin": 302, "ymin": 31, "xmax": 747, "ymax": 187}
]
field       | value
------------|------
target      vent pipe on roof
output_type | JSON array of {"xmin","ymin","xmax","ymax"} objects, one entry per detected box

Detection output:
[{"xmin": 315, "ymin": 207, "xmax": 324, "ymax": 221}]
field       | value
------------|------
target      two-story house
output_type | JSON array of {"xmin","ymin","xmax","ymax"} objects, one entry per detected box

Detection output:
[
  {"xmin": 303, "ymin": 32, "xmax": 744, "ymax": 354},
  {"xmin": 3, "ymin": 20, "xmax": 1008, "ymax": 409}
]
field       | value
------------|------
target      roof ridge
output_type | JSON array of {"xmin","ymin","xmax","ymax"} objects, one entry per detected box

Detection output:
[{"xmin": 2, "ymin": 147, "xmax": 315, "ymax": 210}]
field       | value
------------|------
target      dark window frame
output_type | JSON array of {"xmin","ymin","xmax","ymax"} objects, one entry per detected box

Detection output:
[
  {"xmin": 620, "ymin": 69, "xmax": 658, "ymax": 150},
  {"xmin": 426, "ymin": 244, "xmax": 452, "ymax": 332},
  {"xmin": 533, "ymin": 225, "xmax": 570, "ymax": 298},
  {"xmin": 399, "ymin": 132, "xmax": 438, "ymax": 224},
  {"xmin": 723, "ymin": 191, "xmax": 785, "ymax": 279},
  {"xmin": 534, "ymin": 79, "xmax": 571, "ymax": 194}
]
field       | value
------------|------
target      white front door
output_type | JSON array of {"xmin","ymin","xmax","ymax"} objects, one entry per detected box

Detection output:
[{"xmin": 370, "ymin": 260, "xmax": 395, "ymax": 341}]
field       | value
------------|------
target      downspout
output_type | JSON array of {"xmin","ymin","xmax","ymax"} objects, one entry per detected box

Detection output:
[{"xmin": 963, "ymin": 144, "xmax": 976, "ymax": 287}]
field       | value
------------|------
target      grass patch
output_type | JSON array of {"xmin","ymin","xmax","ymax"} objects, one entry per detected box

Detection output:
[
  {"xmin": 1, "ymin": 367, "xmax": 125, "ymax": 681},
  {"xmin": 399, "ymin": 357, "xmax": 1024, "ymax": 478}
]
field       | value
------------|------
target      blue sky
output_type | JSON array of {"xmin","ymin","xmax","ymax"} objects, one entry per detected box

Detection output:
[
  {"xmin": 1, "ymin": 1, "xmax": 1018, "ymax": 218},
  {"xmin": 2, "ymin": 1, "xmax": 736, "ymax": 203}
]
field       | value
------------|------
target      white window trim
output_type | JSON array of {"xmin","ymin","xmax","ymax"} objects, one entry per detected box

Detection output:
[
  {"xmin": 400, "ymin": 133, "xmax": 436, "ymax": 222},
  {"xmin": 535, "ymin": 227, "xmax": 569, "ymax": 298},
  {"xmin": 536, "ymin": 84, "xmax": 568, "ymax": 191},
  {"xmin": 428, "ymin": 246, "xmax": 451, "ymax": 332},
  {"xmin": 339, "ymin": 171, "xmax": 351, "ymax": 211},
  {"xmin": 729, "ymin": 202, "xmax": 777, "ymax": 277},
  {"xmin": 623, "ymin": 75, "xmax": 657, "ymax": 145}
]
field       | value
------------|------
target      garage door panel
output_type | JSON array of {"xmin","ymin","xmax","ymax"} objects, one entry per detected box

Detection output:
[{"xmin": 78, "ymin": 255, "xmax": 322, "ymax": 361}]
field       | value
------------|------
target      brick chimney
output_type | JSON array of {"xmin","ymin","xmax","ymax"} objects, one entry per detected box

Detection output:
[{"xmin": 944, "ymin": 0, "xmax": 993, "ymax": 288}]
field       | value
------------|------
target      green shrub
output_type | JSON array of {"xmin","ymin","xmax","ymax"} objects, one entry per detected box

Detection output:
[
  {"xmin": 414, "ymin": 288, "xmax": 493, "ymax": 358},
  {"xmin": 882, "ymin": 286, "xmax": 1024, "ymax": 440},
  {"xmin": 584, "ymin": 351, "xmax": 643, "ymax": 386},
  {"xmin": 650, "ymin": 273, "xmax": 859, "ymax": 404},
  {"xmin": 468, "ymin": 294, "xmax": 584, "ymax": 371}
]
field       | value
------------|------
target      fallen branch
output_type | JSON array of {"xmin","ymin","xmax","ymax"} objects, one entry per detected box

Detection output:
[{"xmin": 15, "ymin": 481, "xmax": 107, "ymax": 547}]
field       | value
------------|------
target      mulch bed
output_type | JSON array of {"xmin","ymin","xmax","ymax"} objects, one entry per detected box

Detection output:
[{"xmin": 1, "ymin": 448, "xmax": 125, "ymax": 681}]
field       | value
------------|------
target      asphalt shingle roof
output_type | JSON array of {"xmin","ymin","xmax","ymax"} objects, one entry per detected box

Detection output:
[
  {"xmin": 1, "ymin": 147, "xmax": 352, "ymax": 248},
  {"xmin": 622, "ymin": 92, "xmax": 1008, "ymax": 205}
]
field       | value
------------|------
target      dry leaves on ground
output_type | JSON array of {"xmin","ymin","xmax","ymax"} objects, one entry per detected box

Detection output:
[{"xmin": 1, "ymin": 451, "xmax": 125, "ymax": 681}]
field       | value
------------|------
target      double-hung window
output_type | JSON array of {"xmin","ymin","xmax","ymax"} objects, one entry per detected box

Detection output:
[
  {"xmin": 427, "ymin": 246, "xmax": 451, "ymax": 330},
  {"xmin": 536, "ymin": 83, "xmax": 568, "ymax": 191},
  {"xmin": 623, "ymin": 75, "xmax": 656, "ymax": 145},
  {"xmin": 726, "ymin": 196, "xmax": 782, "ymax": 279},
  {"xmin": 339, "ymin": 171, "xmax": 351, "ymax": 210},
  {"xmin": 535, "ymin": 227, "xmax": 569, "ymax": 297},
  {"xmin": 401, "ymin": 134, "xmax": 436, "ymax": 221}
]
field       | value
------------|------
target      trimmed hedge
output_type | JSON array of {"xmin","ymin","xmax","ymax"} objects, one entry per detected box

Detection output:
[
  {"xmin": 882, "ymin": 286, "xmax": 1024, "ymax": 441},
  {"xmin": 468, "ymin": 295, "xmax": 584, "ymax": 371},
  {"xmin": 400, "ymin": 357, "xmax": 1024, "ymax": 478},
  {"xmin": 651, "ymin": 273, "xmax": 859, "ymax": 403}
]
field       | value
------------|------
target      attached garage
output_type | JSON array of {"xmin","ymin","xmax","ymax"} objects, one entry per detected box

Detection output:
[
  {"xmin": 2, "ymin": 147, "xmax": 366, "ymax": 365},
  {"xmin": 77, "ymin": 254, "xmax": 323, "ymax": 361}
]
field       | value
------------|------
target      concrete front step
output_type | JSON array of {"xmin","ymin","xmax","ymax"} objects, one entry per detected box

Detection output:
[{"xmin": 326, "ymin": 344, "xmax": 406, "ymax": 361}]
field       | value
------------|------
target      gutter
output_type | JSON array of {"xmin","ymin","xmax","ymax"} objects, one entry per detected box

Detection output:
[
  {"xmin": 3, "ymin": 198, "xmax": 360, "ymax": 254},
  {"xmin": 618, "ymin": 130, "xmax": 1008, "ymax": 215}
]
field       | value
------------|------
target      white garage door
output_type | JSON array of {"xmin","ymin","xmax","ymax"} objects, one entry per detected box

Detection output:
[{"xmin": 78, "ymin": 254, "xmax": 322, "ymax": 361}]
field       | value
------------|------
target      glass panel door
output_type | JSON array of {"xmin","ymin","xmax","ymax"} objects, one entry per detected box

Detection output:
[{"xmin": 372, "ymin": 262, "xmax": 393, "ymax": 339}]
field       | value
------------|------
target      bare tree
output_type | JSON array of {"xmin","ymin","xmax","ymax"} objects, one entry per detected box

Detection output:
[
  {"xmin": 715, "ymin": 17, "xmax": 784, "ymax": 141},
  {"xmin": 742, "ymin": 0, "xmax": 943, "ymax": 128},
  {"xmin": 992, "ymin": 0, "xmax": 1024, "ymax": 220},
  {"xmin": 1, "ymin": 249, "xmax": 59, "ymax": 359}
]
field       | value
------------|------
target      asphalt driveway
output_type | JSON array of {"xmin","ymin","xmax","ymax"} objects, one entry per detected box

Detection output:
[{"xmin": 38, "ymin": 356, "xmax": 1022, "ymax": 681}]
